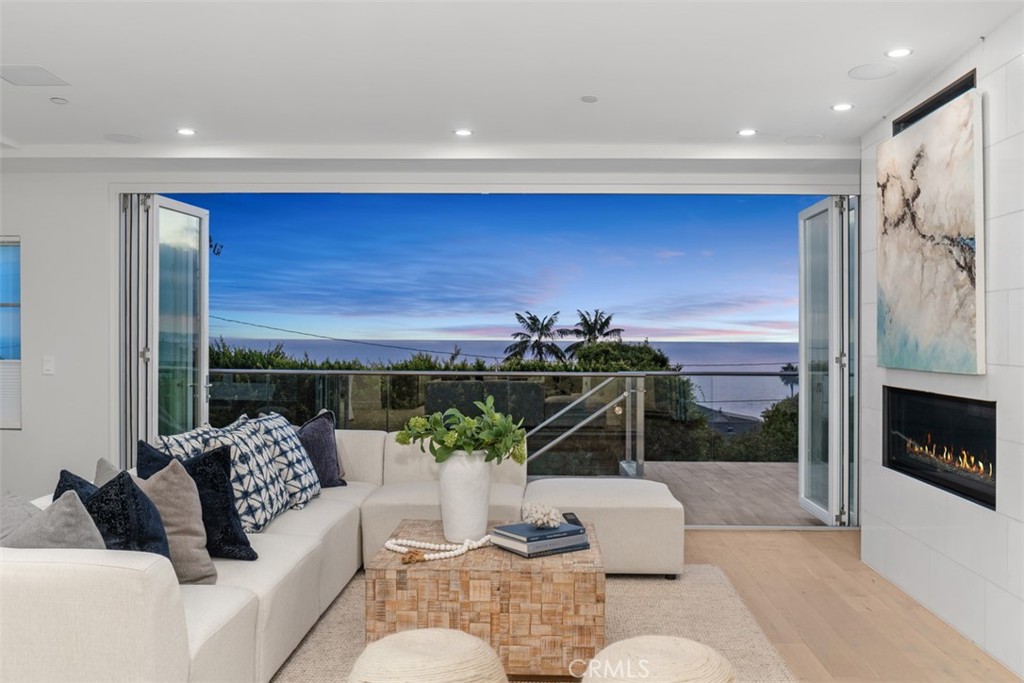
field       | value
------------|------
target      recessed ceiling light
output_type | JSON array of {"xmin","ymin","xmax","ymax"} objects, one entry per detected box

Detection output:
[
  {"xmin": 49, "ymin": 97, "xmax": 69, "ymax": 105},
  {"xmin": 176, "ymin": 128, "xmax": 196, "ymax": 136},
  {"xmin": 453, "ymin": 128, "xmax": 473, "ymax": 137},
  {"xmin": 580, "ymin": 95, "xmax": 599, "ymax": 104},
  {"xmin": 886, "ymin": 48, "xmax": 913, "ymax": 58},
  {"xmin": 831, "ymin": 103, "xmax": 854, "ymax": 112},
  {"xmin": 738, "ymin": 129, "xmax": 757, "ymax": 137}
]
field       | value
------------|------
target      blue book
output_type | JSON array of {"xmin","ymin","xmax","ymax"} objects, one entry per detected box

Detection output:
[
  {"xmin": 490, "ymin": 532, "xmax": 589, "ymax": 555},
  {"xmin": 491, "ymin": 521, "xmax": 586, "ymax": 543},
  {"xmin": 494, "ymin": 540, "xmax": 591, "ymax": 559}
]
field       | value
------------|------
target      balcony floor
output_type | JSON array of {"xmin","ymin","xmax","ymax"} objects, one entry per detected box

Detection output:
[{"xmin": 644, "ymin": 461, "xmax": 825, "ymax": 526}]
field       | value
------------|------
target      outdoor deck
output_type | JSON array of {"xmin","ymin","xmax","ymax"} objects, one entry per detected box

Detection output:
[{"xmin": 644, "ymin": 461, "xmax": 825, "ymax": 526}]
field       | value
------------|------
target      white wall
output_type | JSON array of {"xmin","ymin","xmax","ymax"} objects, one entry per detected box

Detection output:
[
  {"xmin": 859, "ymin": 10, "xmax": 1024, "ymax": 676},
  {"xmin": 0, "ymin": 166, "xmax": 855, "ymax": 497}
]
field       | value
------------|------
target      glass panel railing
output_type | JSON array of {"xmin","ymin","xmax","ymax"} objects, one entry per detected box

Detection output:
[
  {"xmin": 209, "ymin": 370, "xmax": 645, "ymax": 476},
  {"xmin": 643, "ymin": 372, "xmax": 798, "ymax": 463},
  {"xmin": 209, "ymin": 371, "xmax": 346, "ymax": 428},
  {"xmin": 209, "ymin": 369, "xmax": 800, "ymax": 475}
]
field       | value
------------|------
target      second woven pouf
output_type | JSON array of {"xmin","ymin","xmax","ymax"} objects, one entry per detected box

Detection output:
[
  {"xmin": 348, "ymin": 628, "xmax": 508, "ymax": 683},
  {"xmin": 582, "ymin": 635, "xmax": 735, "ymax": 683}
]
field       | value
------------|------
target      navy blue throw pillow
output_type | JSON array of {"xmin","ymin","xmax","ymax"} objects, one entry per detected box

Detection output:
[
  {"xmin": 54, "ymin": 470, "xmax": 170, "ymax": 559},
  {"xmin": 297, "ymin": 410, "xmax": 346, "ymax": 488},
  {"xmin": 138, "ymin": 441, "xmax": 257, "ymax": 561}
]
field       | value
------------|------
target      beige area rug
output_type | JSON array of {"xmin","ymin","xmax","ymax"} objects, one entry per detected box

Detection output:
[{"xmin": 273, "ymin": 564, "xmax": 796, "ymax": 683}]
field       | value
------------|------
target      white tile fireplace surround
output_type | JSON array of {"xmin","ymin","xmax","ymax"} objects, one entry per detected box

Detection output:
[{"xmin": 858, "ymin": 10, "xmax": 1024, "ymax": 677}]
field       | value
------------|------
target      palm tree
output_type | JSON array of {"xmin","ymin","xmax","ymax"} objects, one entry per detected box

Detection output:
[
  {"xmin": 564, "ymin": 309, "xmax": 624, "ymax": 358},
  {"xmin": 504, "ymin": 311, "xmax": 567, "ymax": 362},
  {"xmin": 780, "ymin": 362, "xmax": 799, "ymax": 397}
]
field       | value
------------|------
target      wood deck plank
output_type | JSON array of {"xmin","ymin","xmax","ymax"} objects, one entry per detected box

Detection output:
[{"xmin": 644, "ymin": 461, "xmax": 825, "ymax": 526}]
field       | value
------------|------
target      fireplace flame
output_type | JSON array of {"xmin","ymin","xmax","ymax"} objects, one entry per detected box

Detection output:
[{"xmin": 901, "ymin": 432, "xmax": 993, "ymax": 480}]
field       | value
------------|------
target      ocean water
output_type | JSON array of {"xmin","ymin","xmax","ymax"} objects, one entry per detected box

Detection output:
[{"xmin": 220, "ymin": 338, "xmax": 799, "ymax": 418}]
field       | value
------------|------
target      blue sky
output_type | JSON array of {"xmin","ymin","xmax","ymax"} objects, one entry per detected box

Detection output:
[{"xmin": 167, "ymin": 193, "xmax": 823, "ymax": 343}]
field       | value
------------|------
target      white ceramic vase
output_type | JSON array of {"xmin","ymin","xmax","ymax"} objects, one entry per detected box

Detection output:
[{"xmin": 438, "ymin": 450, "xmax": 492, "ymax": 543}]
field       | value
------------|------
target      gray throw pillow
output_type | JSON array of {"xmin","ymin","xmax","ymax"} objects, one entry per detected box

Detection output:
[
  {"xmin": 0, "ymin": 491, "xmax": 105, "ymax": 549},
  {"xmin": 1, "ymin": 492, "xmax": 41, "ymax": 541},
  {"xmin": 94, "ymin": 457, "xmax": 121, "ymax": 487},
  {"xmin": 94, "ymin": 457, "xmax": 217, "ymax": 584}
]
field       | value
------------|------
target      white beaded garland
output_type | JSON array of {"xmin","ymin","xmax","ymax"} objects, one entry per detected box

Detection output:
[{"xmin": 384, "ymin": 535, "xmax": 492, "ymax": 561}]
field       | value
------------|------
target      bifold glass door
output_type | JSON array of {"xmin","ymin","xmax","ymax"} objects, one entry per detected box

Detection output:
[
  {"xmin": 150, "ymin": 196, "xmax": 209, "ymax": 436},
  {"xmin": 798, "ymin": 197, "xmax": 856, "ymax": 525}
]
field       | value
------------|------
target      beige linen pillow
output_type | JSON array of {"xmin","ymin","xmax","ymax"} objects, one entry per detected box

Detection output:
[{"xmin": 135, "ymin": 459, "xmax": 217, "ymax": 584}]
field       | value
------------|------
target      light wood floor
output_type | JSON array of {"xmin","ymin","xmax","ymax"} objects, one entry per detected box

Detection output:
[
  {"xmin": 645, "ymin": 461, "xmax": 825, "ymax": 526},
  {"xmin": 687, "ymin": 530, "xmax": 1020, "ymax": 682}
]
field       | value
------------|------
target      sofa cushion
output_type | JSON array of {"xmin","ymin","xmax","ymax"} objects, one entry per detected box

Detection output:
[
  {"xmin": 215, "ymin": 533, "xmax": 323, "ymax": 683},
  {"xmin": 251, "ymin": 412, "xmax": 322, "ymax": 508},
  {"xmin": 382, "ymin": 435, "xmax": 440, "ymax": 484},
  {"xmin": 298, "ymin": 410, "xmax": 346, "ymax": 486},
  {"xmin": 138, "ymin": 442, "xmax": 257, "ymax": 561},
  {"xmin": 261, "ymin": 499, "xmax": 361, "ymax": 611},
  {"xmin": 180, "ymin": 584, "xmax": 259, "ymax": 683},
  {"xmin": 205, "ymin": 420, "xmax": 291, "ymax": 533},
  {"xmin": 54, "ymin": 470, "xmax": 170, "ymax": 558},
  {"xmin": 0, "ymin": 491, "xmax": 105, "ymax": 550},
  {"xmin": 523, "ymin": 478, "xmax": 684, "ymax": 575},
  {"xmin": 336, "ymin": 429, "xmax": 385, "ymax": 486},
  {"xmin": 318, "ymin": 480, "xmax": 377, "ymax": 508}
]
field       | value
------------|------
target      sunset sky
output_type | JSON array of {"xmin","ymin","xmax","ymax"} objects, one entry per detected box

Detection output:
[{"xmin": 167, "ymin": 193, "xmax": 823, "ymax": 344}]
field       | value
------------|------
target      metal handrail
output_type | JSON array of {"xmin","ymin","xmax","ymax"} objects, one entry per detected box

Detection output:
[
  {"xmin": 526, "ymin": 376, "xmax": 617, "ymax": 438},
  {"xmin": 526, "ymin": 391, "xmax": 630, "ymax": 463}
]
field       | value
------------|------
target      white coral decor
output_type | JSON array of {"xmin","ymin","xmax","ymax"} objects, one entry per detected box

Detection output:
[{"xmin": 522, "ymin": 502, "xmax": 562, "ymax": 529}]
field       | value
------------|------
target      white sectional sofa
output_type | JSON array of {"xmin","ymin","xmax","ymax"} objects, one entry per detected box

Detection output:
[{"xmin": 0, "ymin": 429, "xmax": 684, "ymax": 683}]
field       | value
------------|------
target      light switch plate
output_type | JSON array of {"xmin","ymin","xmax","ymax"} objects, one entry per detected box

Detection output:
[{"xmin": 42, "ymin": 356, "xmax": 56, "ymax": 375}]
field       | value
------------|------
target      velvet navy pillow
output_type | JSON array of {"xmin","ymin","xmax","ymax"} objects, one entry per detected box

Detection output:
[
  {"xmin": 54, "ymin": 470, "xmax": 170, "ymax": 558},
  {"xmin": 297, "ymin": 410, "xmax": 346, "ymax": 488},
  {"xmin": 137, "ymin": 441, "xmax": 257, "ymax": 561}
]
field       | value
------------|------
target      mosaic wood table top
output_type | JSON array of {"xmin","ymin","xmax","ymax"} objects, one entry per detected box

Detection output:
[{"xmin": 365, "ymin": 518, "xmax": 606, "ymax": 679}]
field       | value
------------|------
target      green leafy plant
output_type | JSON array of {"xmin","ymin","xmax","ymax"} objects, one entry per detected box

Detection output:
[{"xmin": 395, "ymin": 395, "xmax": 527, "ymax": 465}]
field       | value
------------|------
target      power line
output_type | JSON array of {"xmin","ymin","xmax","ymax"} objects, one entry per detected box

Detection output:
[
  {"xmin": 209, "ymin": 315, "xmax": 507, "ymax": 360},
  {"xmin": 209, "ymin": 315, "xmax": 798, "ymax": 366}
]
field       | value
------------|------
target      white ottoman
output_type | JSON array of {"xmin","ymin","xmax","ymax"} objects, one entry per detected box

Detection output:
[
  {"xmin": 349, "ymin": 628, "xmax": 508, "ymax": 683},
  {"xmin": 582, "ymin": 635, "xmax": 735, "ymax": 683},
  {"xmin": 523, "ymin": 478, "xmax": 684, "ymax": 576}
]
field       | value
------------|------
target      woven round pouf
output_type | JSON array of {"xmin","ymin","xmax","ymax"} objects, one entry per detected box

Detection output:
[
  {"xmin": 349, "ymin": 628, "xmax": 508, "ymax": 683},
  {"xmin": 581, "ymin": 635, "xmax": 735, "ymax": 683}
]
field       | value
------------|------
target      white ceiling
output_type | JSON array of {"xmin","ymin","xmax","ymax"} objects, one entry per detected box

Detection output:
[{"xmin": 1, "ymin": 1, "xmax": 1021, "ymax": 173}]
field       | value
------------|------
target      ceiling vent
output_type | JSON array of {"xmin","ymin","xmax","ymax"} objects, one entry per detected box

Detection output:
[{"xmin": 1, "ymin": 65, "xmax": 69, "ymax": 86}]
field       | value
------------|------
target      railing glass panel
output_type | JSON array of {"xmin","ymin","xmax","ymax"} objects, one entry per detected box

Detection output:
[{"xmin": 208, "ymin": 370, "xmax": 799, "ymax": 475}]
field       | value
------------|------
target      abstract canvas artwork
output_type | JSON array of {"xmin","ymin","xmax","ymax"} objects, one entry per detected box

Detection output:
[{"xmin": 876, "ymin": 90, "xmax": 985, "ymax": 374}]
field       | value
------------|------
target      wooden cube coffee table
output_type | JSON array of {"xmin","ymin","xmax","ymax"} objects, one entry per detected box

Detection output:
[{"xmin": 365, "ymin": 519, "xmax": 605, "ymax": 678}]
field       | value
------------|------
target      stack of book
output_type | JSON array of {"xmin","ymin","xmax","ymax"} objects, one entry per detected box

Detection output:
[{"xmin": 490, "ymin": 520, "xmax": 589, "ymax": 558}]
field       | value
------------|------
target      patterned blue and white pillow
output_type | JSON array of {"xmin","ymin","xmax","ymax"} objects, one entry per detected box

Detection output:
[
  {"xmin": 204, "ymin": 420, "xmax": 290, "ymax": 533},
  {"xmin": 157, "ymin": 424, "xmax": 221, "ymax": 459},
  {"xmin": 252, "ymin": 413, "xmax": 321, "ymax": 509}
]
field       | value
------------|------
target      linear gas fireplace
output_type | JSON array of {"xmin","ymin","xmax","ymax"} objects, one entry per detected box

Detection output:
[{"xmin": 883, "ymin": 387, "xmax": 996, "ymax": 509}]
